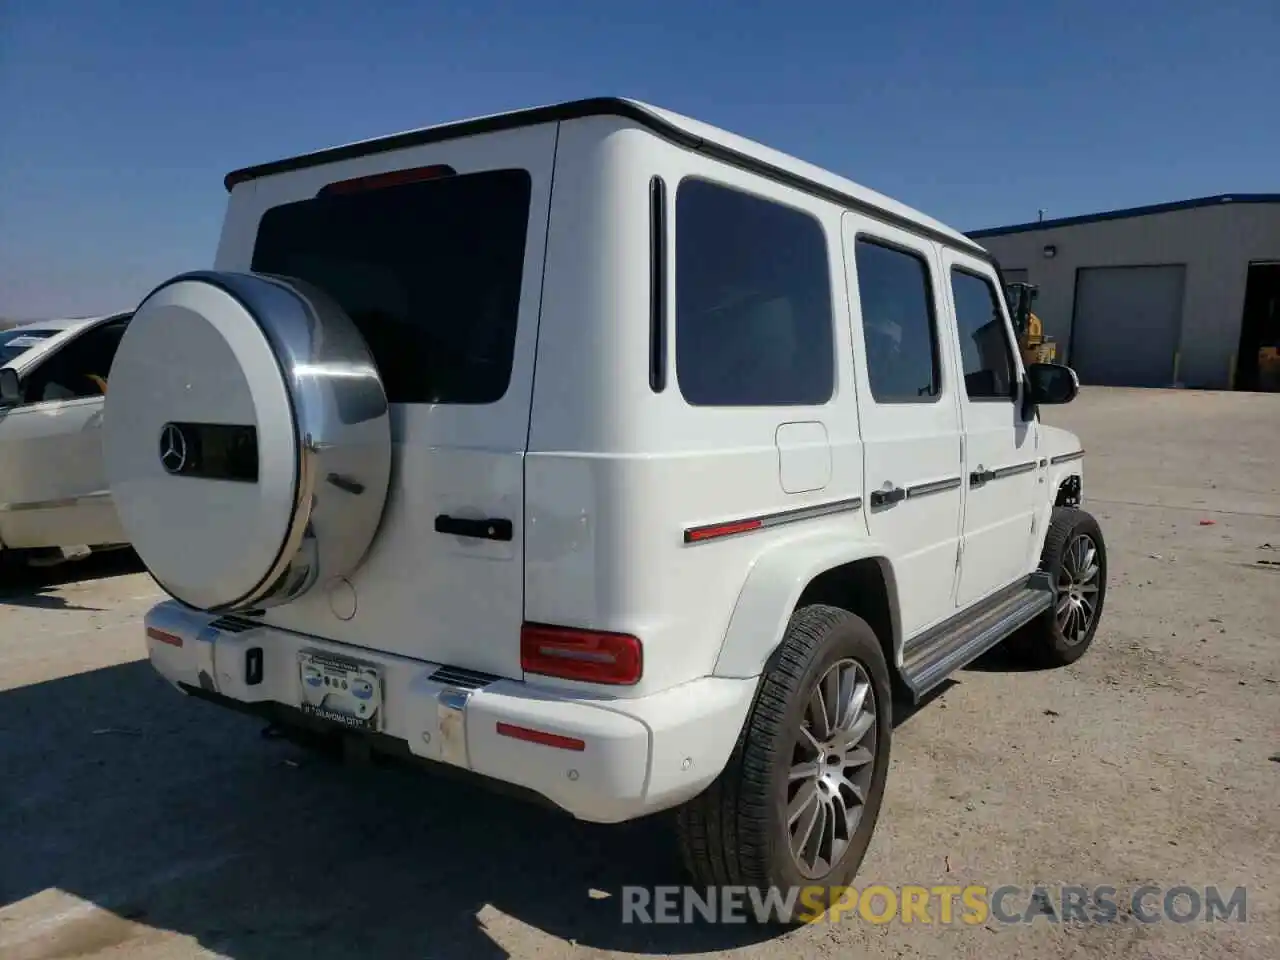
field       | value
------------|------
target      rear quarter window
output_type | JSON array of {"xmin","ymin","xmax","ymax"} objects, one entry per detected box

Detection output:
[
  {"xmin": 674, "ymin": 178, "xmax": 835, "ymax": 407},
  {"xmin": 250, "ymin": 168, "xmax": 532, "ymax": 405}
]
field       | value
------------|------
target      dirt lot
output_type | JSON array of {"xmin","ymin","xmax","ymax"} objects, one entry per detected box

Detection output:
[{"xmin": 1, "ymin": 387, "xmax": 1277, "ymax": 959}]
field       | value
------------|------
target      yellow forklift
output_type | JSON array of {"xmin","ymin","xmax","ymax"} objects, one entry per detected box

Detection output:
[{"xmin": 1006, "ymin": 281, "xmax": 1058, "ymax": 365}]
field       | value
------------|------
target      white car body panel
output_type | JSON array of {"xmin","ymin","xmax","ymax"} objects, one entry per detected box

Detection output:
[
  {"xmin": 145, "ymin": 599, "xmax": 758, "ymax": 823},
  {"xmin": 938, "ymin": 246, "xmax": 1044, "ymax": 609},
  {"xmin": 711, "ymin": 531, "xmax": 899, "ymax": 677},
  {"xmin": 839, "ymin": 212, "xmax": 968, "ymax": 640},
  {"xmin": 0, "ymin": 316, "xmax": 129, "ymax": 551},
  {"xmin": 213, "ymin": 122, "xmax": 559, "ymax": 678},
  {"xmin": 525, "ymin": 116, "xmax": 868, "ymax": 695}
]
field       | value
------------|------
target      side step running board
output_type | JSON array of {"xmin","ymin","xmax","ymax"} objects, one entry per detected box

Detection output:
[{"xmin": 900, "ymin": 573, "xmax": 1054, "ymax": 700}]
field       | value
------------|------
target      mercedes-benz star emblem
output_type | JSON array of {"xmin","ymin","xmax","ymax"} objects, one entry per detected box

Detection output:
[{"xmin": 159, "ymin": 423, "xmax": 188, "ymax": 475}]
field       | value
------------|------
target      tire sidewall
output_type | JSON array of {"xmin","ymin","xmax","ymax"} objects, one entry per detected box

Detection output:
[
  {"xmin": 767, "ymin": 611, "xmax": 893, "ymax": 903},
  {"xmin": 1045, "ymin": 510, "xmax": 1108, "ymax": 655}
]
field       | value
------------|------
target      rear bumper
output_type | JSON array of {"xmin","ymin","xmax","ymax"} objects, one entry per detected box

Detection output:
[{"xmin": 144, "ymin": 601, "xmax": 757, "ymax": 824}]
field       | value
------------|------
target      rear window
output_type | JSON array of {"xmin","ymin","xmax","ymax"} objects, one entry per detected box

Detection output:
[
  {"xmin": 0, "ymin": 329, "xmax": 57, "ymax": 366},
  {"xmin": 250, "ymin": 168, "xmax": 532, "ymax": 404}
]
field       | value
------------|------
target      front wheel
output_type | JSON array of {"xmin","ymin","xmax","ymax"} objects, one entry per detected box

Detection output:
[
  {"xmin": 1018, "ymin": 506, "xmax": 1107, "ymax": 666},
  {"xmin": 675, "ymin": 604, "xmax": 892, "ymax": 924}
]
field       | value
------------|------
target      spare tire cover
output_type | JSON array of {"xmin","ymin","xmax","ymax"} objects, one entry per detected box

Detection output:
[{"xmin": 105, "ymin": 271, "xmax": 392, "ymax": 612}]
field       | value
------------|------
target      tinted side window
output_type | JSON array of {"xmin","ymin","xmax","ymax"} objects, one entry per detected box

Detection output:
[
  {"xmin": 951, "ymin": 269, "xmax": 1016, "ymax": 400},
  {"xmin": 23, "ymin": 319, "xmax": 129, "ymax": 403},
  {"xmin": 0, "ymin": 329, "xmax": 57, "ymax": 366},
  {"xmin": 675, "ymin": 179, "xmax": 833, "ymax": 406},
  {"xmin": 854, "ymin": 239, "xmax": 940, "ymax": 402},
  {"xmin": 251, "ymin": 169, "xmax": 532, "ymax": 405}
]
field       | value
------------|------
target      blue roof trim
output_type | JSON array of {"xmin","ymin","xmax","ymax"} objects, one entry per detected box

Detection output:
[{"xmin": 967, "ymin": 193, "xmax": 1280, "ymax": 239}]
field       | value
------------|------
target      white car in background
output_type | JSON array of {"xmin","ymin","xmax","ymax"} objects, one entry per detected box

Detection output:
[{"xmin": 0, "ymin": 312, "xmax": 133, "ymax": 567}]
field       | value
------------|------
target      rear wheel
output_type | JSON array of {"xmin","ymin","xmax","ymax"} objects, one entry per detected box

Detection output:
[{"xmin": 675, "ymin": 604, "xmax": 892, "ymax": 924}]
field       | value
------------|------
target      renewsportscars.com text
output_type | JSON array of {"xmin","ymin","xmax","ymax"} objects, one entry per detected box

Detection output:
[{"xmin": 620, "ymin": 884, "xmax": 1248, "ymax": 925}]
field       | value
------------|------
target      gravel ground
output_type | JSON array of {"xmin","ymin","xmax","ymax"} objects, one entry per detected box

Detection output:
[{"xmin": 1, "ymin": 386, "xmax": 1277, "ymax": 959}]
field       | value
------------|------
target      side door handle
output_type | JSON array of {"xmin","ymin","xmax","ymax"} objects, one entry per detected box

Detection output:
[
  {"xmin": 434, "ymin": 514, "xmax": 514, "ymax": 542},
  {"xmin": 970, "ymin": 467, "xmax": 994, "ymax": 486},
  {"xmin": 869, "ymin": 486, "xmax": 907, "ymax": 508}
]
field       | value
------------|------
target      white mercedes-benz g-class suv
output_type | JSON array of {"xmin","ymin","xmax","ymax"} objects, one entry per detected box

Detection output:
[{"xmin": 105, "ymin": 97, "xmax": 1104, "ymax": 914}]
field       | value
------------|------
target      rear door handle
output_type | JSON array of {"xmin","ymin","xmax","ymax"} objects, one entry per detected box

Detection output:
[
  {"xmin": 869, "ymin": 486, "xmax": 907, "ymax": 508},
  {"xmin": 434, "ymin": 514, "xmax": 513, "ymax": 542}
]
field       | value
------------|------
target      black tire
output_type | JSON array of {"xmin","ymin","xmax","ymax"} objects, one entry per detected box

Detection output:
[
  {"xmin": 1017, "ymin": 506, "xmax": 1107, "ymax": 666},
  {"xmin": 675, "ymin": 604, "xmax": 892, "ymax": 924}
]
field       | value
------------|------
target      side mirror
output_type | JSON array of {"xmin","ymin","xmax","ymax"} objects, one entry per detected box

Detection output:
[
  {"xmin": 1026, "ymin": 362, "xmax": 1079, "ymax": 406},
  {"xmin": 0, "ymin": 367, "xmax": 20, "ymax": 406}
]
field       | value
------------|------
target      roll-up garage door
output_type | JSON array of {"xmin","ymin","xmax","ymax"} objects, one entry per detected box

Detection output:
[{"xmin": 1070, "ymin": 265, "xmax": 1186, "ymax": 386}]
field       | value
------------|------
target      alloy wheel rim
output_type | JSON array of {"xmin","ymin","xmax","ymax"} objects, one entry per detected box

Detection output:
[
  {"xmin": 785, "ymin": 658, "xmax": 877, "ymax": 878},
  {"xmin": 1056, "ymin": 533, "xmax": 1101, "ymax": 645}
]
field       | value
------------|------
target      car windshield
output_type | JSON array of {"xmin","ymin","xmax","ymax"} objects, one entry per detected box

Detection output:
[{"xmin": 0, "ymin": 329, "xmax": 59, "ymax": 366}]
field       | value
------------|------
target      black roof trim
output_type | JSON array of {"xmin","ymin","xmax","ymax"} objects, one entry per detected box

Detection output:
[
  {"xmin": 224, "ymin": 98, "xmax": 655, "ymax": 191},
  {"xmin": 223, "ymin": 96, "xmax": 992, "ymax": 265},
  {"xmin": 968, "ymin": 193, "xmax": 1280, "ymax": 238}
]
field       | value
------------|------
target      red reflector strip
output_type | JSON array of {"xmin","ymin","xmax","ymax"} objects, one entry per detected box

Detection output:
[
  {"xmin": 318, "ymin": 164, "xmax": 456, "ymax": 196},
  {"xmin": 496, "ymin": 722, "xmax": 586, "ymax": 752},
  {"xmin": 146, "ymin": 627, "xmax": 183, "ymax": 647},
  {"xmin": 684, "ymin": 518, "xmax": 763, "ymax": 543},
  {"xmin": 683, "ymin": 496, "xmax": 865, "ymax": 545},
  {"xmin": 520, "ymin": 624, "xmax": 643, "ymax": 685}
]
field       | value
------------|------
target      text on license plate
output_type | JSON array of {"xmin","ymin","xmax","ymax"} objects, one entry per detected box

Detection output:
[{"xmin": 297, "ymin": 650, "xmax": 384, "ymax": 732}]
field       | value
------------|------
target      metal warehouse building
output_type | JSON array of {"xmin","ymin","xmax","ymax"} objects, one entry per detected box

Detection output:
[{"xmin": 969, "ymin": 195, "xmax": 1280, "ymax": 391}]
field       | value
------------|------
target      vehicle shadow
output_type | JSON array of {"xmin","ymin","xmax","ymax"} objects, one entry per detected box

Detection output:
[
  {"xmin": 0, "ymin": 548, "xmax": 146, "ymax": 611},
  {"xmin": 0, "ymin": 589, "xmax": 108, "ymax": 612},
  {"xmin": 962, "ymin": 622, "xmax": 1060, "ymax": 674},
  {"xmin": 890, "ymin": 677, "xmax": 955, "ymax": 727},
  {"xmin": 0, "ymin": 661, "xmax": 781, "ymax": 959}
]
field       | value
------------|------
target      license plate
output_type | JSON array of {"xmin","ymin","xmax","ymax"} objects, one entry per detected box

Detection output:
[{"xmin": 297, "ymin": 650, "xmax": 383, "ymax": 732}]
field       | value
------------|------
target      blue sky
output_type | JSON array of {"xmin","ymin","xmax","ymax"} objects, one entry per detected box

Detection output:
[{"xmin": 2, "ymin": 0, "xmax": 1276, "ymax": 319}]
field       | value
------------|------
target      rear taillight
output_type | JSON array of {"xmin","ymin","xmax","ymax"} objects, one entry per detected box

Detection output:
[{"xmin": 520, "ymin": 623, "xmax": 643, "ymax": 686}]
